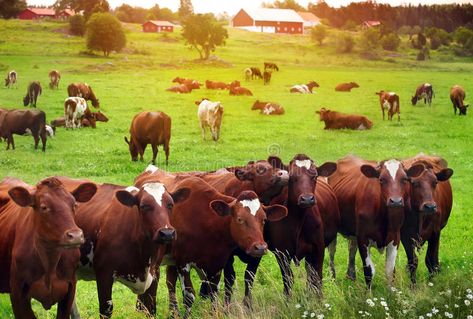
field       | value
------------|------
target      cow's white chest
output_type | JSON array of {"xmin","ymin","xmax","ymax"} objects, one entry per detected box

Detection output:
[
  {"xmin": 358, "ymin": 124, "xmax": 366, "ymax": 130},
  {"xmin": 382, "ymin": 100, "xmax": 390, "ymax": 110},
  {"xmin": 114, "ymin": 267, "xmax": 154, "ymax": 295},
  {"xmin": 240, "ymin": 198, "xmax": 261, "ymax": 216}
]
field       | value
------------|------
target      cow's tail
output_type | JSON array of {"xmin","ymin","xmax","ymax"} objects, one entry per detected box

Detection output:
[{"xmin": 164, "ymin": 117, "xmax": 171, "ymax": 147}]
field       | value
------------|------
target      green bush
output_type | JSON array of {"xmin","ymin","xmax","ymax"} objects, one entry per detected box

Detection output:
[
  {"xmin": 381, "ymin": 33, "xmax": 401, "ymax": 51},
  {"xmin": 86, "ymin": 13, "xmax": 126, "ymax": 56},
  {"xmin": 430, "ymin": 35, "xmax": 441, "ymax": 50},
  {"xmin": 310, "ymin": 25, "xmax": 328, "ymax": 45},
  {"xmin": 336, "ymin": 33, "xmax": 355, "ymax": 53},
  {"xmin": 454, "ymin": 27, "xmax": 473, "ymax": 46},
  {"xmin": 360, "ymin": 28, "xmax": 380, "ymax": 51},
  {"xmin": 69, "ymin": 15, "xmax": 86, "ymax": 36}
]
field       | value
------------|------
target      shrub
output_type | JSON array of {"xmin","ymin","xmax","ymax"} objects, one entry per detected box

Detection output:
[
  {"xmin": 455, "ymin": 27, "xmax": 473, "ymax": 46},
  {"xmin": 86, "ymin": 13, "xmax": 126, "ymax": 56},
  {"xmin": 430, "ymin": 35, "xmax": 441, "ymax": 50},
  {"xmin": 336, "ymin": 33, "xmax": 355, "ymax": 53},
  {"xmin": 69, "ymin": 15, "xmax": 86, "ymax": 36},
  {"xmin": 381, "ymin": 33, "xmax": 401, "ymax": 51},
  {"xmin": 311, "ymin": 25, "xmax": 328, "ymax": 45},
  {"xmin": 398, "ymin": 25, "xmax": 412, "ymax": 36},
  {"xmin": 360, "ymin": 28, "xmax": 380, "ymax": 51}
]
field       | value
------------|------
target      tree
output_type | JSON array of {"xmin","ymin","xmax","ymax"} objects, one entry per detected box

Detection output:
[
  {"xmin": 381, "ymin": 33, "xmax": 401, "ymax": 51},
  {"xmin": 115, "ymin": 4, "xmax": 148, "ymax": 23},
  {"xmin": 0, "ymin": 0, "xmax": 26, "ymax": 19},
  {"xmin": 311, "ymin": 25, "xmax": 328, "ymax": 45},
  {"xmin": 360, "ymin": 28, "xmax": 381, "ymax": 51},
  {"xmin": 455, "ymin": 27, "xmax": 473, "ymax": 46},
  {"xmin": 69, "ymin": 15, "xmax": 86, "ymax": 36},
  {"xmin": 336, "ymin": 33, "xmax": 355, "ymax": 53},
  {"xmin": 181, "ymin": 13, "xmax": 228, "ymax": 60},
  {"xmin": 178, "ymin": 0, "xmax": 193, "ymax": 21},
  {"xmin": 54, "ymin": 0, "xmax": 110, "ymax": 20},
  {"xmin": 263, "ymin": 0, "xmax": 305, "ymax": 11},
  {"xmin": 86, "ymin": 13, "xmax": 126, "ymax": 56}
]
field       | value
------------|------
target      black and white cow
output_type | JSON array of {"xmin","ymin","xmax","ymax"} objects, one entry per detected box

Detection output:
[{"xmin": 411, "ymin": 83, "xmax": 434, "ymax": 106}]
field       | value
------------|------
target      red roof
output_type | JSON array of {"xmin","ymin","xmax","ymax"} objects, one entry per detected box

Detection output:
[
  {"xmin": 363, "ymin": 20, "xmax": 381, "ymax": 27},
  {"xmin": 144, "ymin": 20, "xmax": 174, "ymax": 27},
  {"xmin": 297, "ymin": 11, "xmax": 320, "ymax": 23},
  {"xmin": 27, "ymin": 8, "xmax": 56, "ymax": 16}
]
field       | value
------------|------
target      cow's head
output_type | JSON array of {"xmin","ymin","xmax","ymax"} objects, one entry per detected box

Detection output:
[
  {"xmin": 459, "ymin": 104, "xmax": 469, "ymax": 115},
  {"xmin": 361, "ymin": 159, "xmax": 424, "ymax": 209},
  {"xmin": 195, "ymin": 98, "xmax": 209, "ymax": 106},
  {"xmin": 210, "ymin": 191, "xmax": 287, "ymax": 257},
  {"xmin": 350, "ymin": 82, "xmax": 360, "ymax": 88},
  {"xmin": 91, "ymin": 99, "xmax": 100, "ymax": 108},
  {"xmin": 124, "ymin": 136, "xmax": 138, "ymax": 161},
  {"xmin": 252, "ymin": 100, "xmax": 263, "ymax": 110},
  {"xmin": 307, "ymin": 81, "xmax": 320, "ymax": 90},
  {"xmin": 94, "ymin": 111, "xmax": 109, "ymax": 122},
  {"xmin": 411, "ymin": 95, "xmax": 418, "ymax": 106},
  {"xmin": 115, "ymin": 183, "xmax": 190, "ymax": 244},
  {"xmin": 172, "ymin": 77, "xmax": 182, "ymax": 83},
  {"xmin": 315, "ymin": 108, "xmax": 328, "ymax": 121},
  {"xmin": 23, "ymin": 95, "xmax": 30, "ymax": 106},
  {"xmin": 4, "ymin": 77, "xmax": 9, "ymax": 86},
  {"xmin": 209, "ymin": 103, "xmax": 223, "ymax": 141},
  {"xmin": 8, "ymin": 177, "xmax": 96, "ymax": 248}
]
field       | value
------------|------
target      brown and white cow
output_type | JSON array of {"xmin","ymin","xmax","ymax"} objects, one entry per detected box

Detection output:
[
  {"xmin": 4, "ymin": 70, "xmax": 17, "ymax": 88},
  {"xmin": 290, "ymin": 81, "xmax": 319, "ymax": 94},
  {"xmin": 328, "ymin": 155, "xmax": 424, "ymax": 288},
  {"xmin": 244, "ymin": 68, "xmax": 252, "ymax": 81},
  {"xmin": 411, "ymin": 83, "xmax": 434, "ymax": 106},
  {"xmin": 64, "ymin": 97, "xmax": 89, "ymax": 129},
  {"xmin": 250, "ymin": 67, "xmax": 263, "ymax": 80},
  {"xmin": 450, "ymin": 85, "xmax": 468, "ymax": 115},
  {"xmin": 263, "ymin": 71, "xmax": 272, "ymax": 85},
  {"xmin": 205, "ymin": 80, "xmax": 228, "ymax": 90},
  {"xmin": 335, "ymin": 82, "xmax": 359, "ymax": 92},
  {"xmin": 67, "ymin": 82, "xmax": 100, "ymax": 108},
  {"xmin": 125, "ymin": 111, "xmax": 171, "ymax": 165},
  {"xmin": 23, "ymin": 81, "xmax": 42, "ymax": 108},
  {"xmin": 49, "ymin": 70, "xmax": 61, "ymax": 89},
  {"xmin": 316, "ymin": 108, "xmax": 372, "ymax": 130},
  {"xmin": 197, "ymin": 99, "xmax": 224, "ymax": 141},
  {"xmin": 252, "ymin": 100, "xmax": 285, "ymax": 115},
  {"xmin": 229, "ymin": 86, "xmax": 253, "ymax": 96},
  {"xmin": 166, "ymin": 84, "xmax": 192, "ymax": 94},
  {"xmin": 400, "ymin": 154, "xmax": 453, "ymax": 284},
  {"xmin": 0, "ymin": 177, "xmax": 96, "ymax": 319},
  {"xmin": 376, "ymin": 91, "xmax": 400, "ymax": 122}
]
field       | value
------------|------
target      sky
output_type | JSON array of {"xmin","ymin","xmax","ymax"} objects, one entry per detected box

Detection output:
[{"xmin": 27, "ymin": 0, "xmax": 473, "ymax": 15}]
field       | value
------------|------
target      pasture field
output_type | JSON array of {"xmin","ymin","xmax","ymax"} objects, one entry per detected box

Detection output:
[{"xmin": 0, "ymin": 19, "xmax": 473, "ymax": 318}]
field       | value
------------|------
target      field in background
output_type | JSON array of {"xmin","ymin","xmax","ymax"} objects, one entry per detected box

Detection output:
[{"xmin": 0, "ymin": 19, "xmax": 472, "ymax": 318}]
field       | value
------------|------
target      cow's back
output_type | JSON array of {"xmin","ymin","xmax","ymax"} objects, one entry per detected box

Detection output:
[
  {"xmin": 2, "ymin": 109, "xmax": 45, "ymax": 134},
  {"xmin": 131, "ymin": 112, "xmax": 170, "ymax": 145}
]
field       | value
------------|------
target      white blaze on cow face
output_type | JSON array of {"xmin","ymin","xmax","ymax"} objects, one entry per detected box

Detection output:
[
  {"xmin": 145, "ymin": 164, "xmax": 158, "ymax": 174},
  {"xmin": 384, "ymin": 159, "xmax": 401, "ymax": 181},
  {"xmin": 295, "ymin": 159, "xmax": 312, "ymax": 170},
  {"xmin": 240, "ymin": 198, "xmax": 261, "ymax": 216},
  {"xmin": 143, "ymin": 182, "xmax": 166, "ymax": 206},
  {"xmin": 125, "ymin": 186, "xmax": 139, "ymax": 193}
]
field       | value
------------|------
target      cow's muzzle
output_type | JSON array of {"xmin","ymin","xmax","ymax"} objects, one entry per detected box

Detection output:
[
  {"xmin": 60, "ymin": 229, "xmax": 85, "ymax": 248},
  {"xmin": 155, "ymin": 228, "xmax": 176, "ymax": 243},
  {"xmin": 421, "ymin": 202, "xmax": 437, "ymax": 215},
  {"xmin": 387, "ymin": 197, "xmax": 404, "ymax": 208},
  {"xmin": 298, "ymin": 194, "xmax": 316, "ymax": 208},
  {"xmin": 247, "ymin": 243, "xmax": 268, "ymax": 257}
]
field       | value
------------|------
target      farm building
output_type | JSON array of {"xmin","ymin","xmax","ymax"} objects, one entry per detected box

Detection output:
[
  {"xmin": 362, "ymin": 20, "xmax": 381, "ymax": 29},
  {"xmin": 142, "ymin": 20, "xmax": 174, "ymax": 33},
  {"xmin": 297, "ymin": 11, "xmax": 321, "ymax": 28},
  {"xmin": 231, "ymin": 8, "xmax": 304, "ymax": 34},
  {"xmin": 18, "ymin": 8, "xmax": 75, "ymax": 20}
]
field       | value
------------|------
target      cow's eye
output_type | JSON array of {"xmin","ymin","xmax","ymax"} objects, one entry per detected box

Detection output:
[
  {"xmin": 167, "ymin": 203, "xmax": 174, "ymax": 210},
  {"xmin": 256, "ymin": 167, "xmax": 266, "ymax": 175},
  {"xmin": 237, "ymin": 217, "xmax": 244, "ymax": 224},
  {"xmin": 379, "ymin": 178, "xmax": 386, "ymax": 185},
  {"xmin": 140, "ymin": 204, "xmax": 151, "ymax": 211},
  {"xmin": 40, "ymin": 204, "xmax": 48, "ymax": 212}
]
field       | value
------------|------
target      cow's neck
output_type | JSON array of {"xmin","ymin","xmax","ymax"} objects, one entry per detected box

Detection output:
[{"xmin": 33, "ymin": 234, "xmax": 63, "ymax": 291}]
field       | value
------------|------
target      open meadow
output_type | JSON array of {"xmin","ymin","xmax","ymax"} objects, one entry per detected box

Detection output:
[{"xmin": 0, "ymin": 19, "xmax": 473, "ymax": 318}]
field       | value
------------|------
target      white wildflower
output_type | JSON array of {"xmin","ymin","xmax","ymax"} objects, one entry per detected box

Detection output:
[
  {"xmin": 444, "ymin": 304, "xmax": 449, "ymax": 308},
  {"xmin": 467, "ymin": 315, "xmax": 473, "ymax": 319},
  {"xmin": 317, "ymin": 315, "xmax": 324, "ymax": 319},
  {"xmin": 381, "ymin": 301, "xmax": 388, "ymax": 307},
  {"xmin": 366, "ymin": 299, "xmax": 375, "ymax": 307},
  {"xmin": 310, "ymin": 313, "xmax": 315, "ymax": 318},
  {"xmin": 432, "ymin": 307, "xmax": 439, "ymax": 314},
  {"xmin": 426, "ymin": 313, "xmax": 432, "ymax": 318},
  {"xmin": 295, "ymin": 304, "xmax": 302, "ymax": 309},
  {"xmin": 390, "ymin": 287, "xmax": 397, "ymax": 292},
  {"xmin": 454, "ymin": 304, "xmax": 459, "ymax": 308},
  {"xmin": 467, "ymin": 293, "xmax": 473, "ymax": 300},
  {"xmin": 373, "ymin": 298, "xmax": 378, "ymax": 301},
  {"xmin": 384, "ymin": 306, "xmax": 389, "ymax": 311},
  {"xmin": 465, "ymin": 299, "xmax": 471, "ymax": 306},
  {"xmin": 324, "ymin": 303, "xmax": 330, "ymax": 308},
  {"xmin": 304, "ymin": 310, "xmax": 309, "ymax": 315},
  {"xmin": 444, "ymin": 312, "xmax": 453, "ymax": 318},
  {"xmin": 467, "ymin": 288, "xmax": 472, "ymax": 294},
  {"xmin": 359, "ymin": 311, "xmax": 363, "ymax": 314},
  {"xmin": 418, "ymin": 316, "xmax": 424, "ymax": 319},
  {"xmin": 428, "ymin": 282, "xmax": 434, "ymax": 287}
]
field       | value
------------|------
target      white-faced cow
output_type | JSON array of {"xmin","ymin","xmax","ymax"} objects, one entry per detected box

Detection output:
[{"xmin": 290, "ymin": 81, "xmax": 319, "ymax": 94}]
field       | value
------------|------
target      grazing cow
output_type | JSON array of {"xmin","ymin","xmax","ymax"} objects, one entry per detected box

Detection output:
[
  {"xmin": 335, "ymin": 82, "xmax": 359, "ymax": 92},
  {"xmin": 197, "ymin": 99, "xmax": 224, "ymax": 141},
  {"xmin": 49, "ymin": 70, "xmax": 61, "ymax": 89},
  {"xmin": 252, "ymin": 100, "xmax": 285, "ymax": 115},
  {"xmin": 228, "ymin": 80, "xmax": 241, "ymax": 88},
  {"xmin": 244, "ymin": 68, "xmax": 252, "ymax": 81},
  {"xmin": 64, "ymin": 97, "xmax": 89, "ymax": 129},
  {"xmin": 0, "ymin": 177, "xmax": 96, "ymax": 319},
  {"xmin": 23, "ymin": 81, "xmax": 42, "ymax": 107},
  {"xmin": 264, "ymin": 62, "xmax": 279, "ymax": 71},
  {"xmin": 125, "ymin": 111, "xmax": 171, "ymax": 165},
  {"xmin": 229, "ymin": 86, "xmax": 253, "ymax": 96},
  {"xmin": 411, "ymin": 83, "xmax": 434, "ymax": 106},
  {"xmin": 316, "ymin": 108, "xmax": 372, "ymax": 130},
  {"xmin": 450, "ymin": 85, "xmax": 468, "ymax": 115},
  {"xmin": 328, "ymin": 155, "xmax": 424, "ymax": 288},
  {"xmin": 263, "ymin": 71, "xmax": 272, "ymax": 85},
  {"xmin": 0, "ymin": 108, "xmax": 48, "ymax": 151},
  {"xmin": 205, "ymin": 80, "xmax": 228, "ymax": 90},
  {"xmin": 166, "ymin": 84, "xmax": 192, "ymax": 93},
  {"xmin": 250, "ymin": 67, "xmax": 263, "ymax": 80},
  {"xmin": 290, "ymin": 81, "xmax": 319, "ymax": 94},
  {"xmin": 400, "ymin": 154, "xmax": 453, "ymax": 284},
  {"xmin": 67, "ymin": 82, "xmax": 100, "ymax": 108},
  {"xmin": 4, "ymin": 70, "xmax": 17, "ymax": 88},
  {"xmin": 376, "ymin": 91, "xmax": 400, "ymax": 122}
]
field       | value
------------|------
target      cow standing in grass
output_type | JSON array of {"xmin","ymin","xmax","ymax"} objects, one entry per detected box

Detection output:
[
  {"xmin": 197, "ymin": 99, "xmax": 224, "ymax": 141},
  {"xmin": 450, "ymin": 85, "xmax": 468, "ymax": 115},
  {"xmin": 67, "ymin": 83, "xmax": 100, "ymax": 108},
  {"xmin": 4, "ymin": 71, "xmax": 17, "ymax": 88},
  {"xmin": 0, "ymin": 109, "xmax": 48, "ymax": 151},
  {"xmin": 49, "ymin": 70, "xmax": 61, "ymax": 89},
  {"xmin": 376, "ymin": 91, "xmax": 400, "ymax": 122},
  {"xmin": 64, "ymin": 97, "xmax": 89, "ymax": 129},
  {"xmin": 411, "ymin": 83, "xmax": 434, "ymax": 106},
  {"xmin": 263, "ymin": 71, "xmax": 272, "ymax": 85},
  {"xmin": 23, "ymin": 81, "xmax": 42, "ymax": 108}
]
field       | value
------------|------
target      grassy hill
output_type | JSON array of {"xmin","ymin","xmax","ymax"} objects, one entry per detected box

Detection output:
[{"xmin": 0, "ymin": 19, "xmax": 472, "ymax": 318}]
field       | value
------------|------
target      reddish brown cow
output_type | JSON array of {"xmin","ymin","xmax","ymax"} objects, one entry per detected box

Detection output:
[
  {"xmin": 252, "ymin": 100, "xmax": 285, "ymax": 115},
  {"xmin": 172, "ymin": 77, "xmax": 186, "ymax": 83},
  {"xmin": 376, "ymin": 91, "xmax": 400, "ymax": 122},
  {"xmin": 328, "ymin": 155, "xmax": 424, "ymax": 288},
  {"xmin": 166, "ymin": 84, "xmax": 192, "ymax": 93},
  {"xmin": 229, "ymin": 86, "xmax": 253, "ymax": 96},
  {"xmin": 125, "ymin": 111, "xmax": 171, "ymax": 165},
  {"xmin": 205, "ymin": 80, "xmax": 228, "ymax": 90},
  {"xmin": 0, "ymin": 177, "xmax": 96, "ymax": 319},
  {"xmin": 316, "ymin": 108, "xmax": 373, "ymax": 130},
  {"xmin": 183, "ymin": 79, "xmax": 200, "ymax": 89},
  {"xmin": 450, "ymin": 85, "xmax": 468, "ymax": 115},
  {"xmin": 49, "ymin": 70, "xmax": 61, "ymax": 89},
  {"xmin": 51, "ymin": 111, "xmax": 108, "ymax": 129},
  {"xmin": 411, "ymin": 83, "xmax": 434, "ymax": 106},
  {"xmin": 228, "ymin": 80, "xmax": 241, "ymax": 88},
  {"xmin": 23, "ymin": 81, "xmax": 42, "ymax": 107},
  {"xmin": 335, "ymin": 82, "xmax": 359, "ymax": 92},
  {"xmin": 400, "ymin": 154, "xmax": 453, "ymax": 284},
  {"xmin": 67, "ymin": 82, "xmax": 100, "ymax": 108}
]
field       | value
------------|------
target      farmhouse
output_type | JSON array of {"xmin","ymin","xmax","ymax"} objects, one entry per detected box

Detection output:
[
  {"xmin": 232, "ymin": 8, "xmax": 304, "ymax": 34},
  {"xmin": 297, "ymin": 11, "xmax": 321, "ymax": 28},
  {"xmin": 142, "ymin": 20, "xmax": 174, "ymax": 33},
  {"xmin": 18, "ymin": 8, "xmax": 75, "ymax": 20},
  {"xmin": 362, "ymin": 20, "xmax": 381, "ymax": 29}
]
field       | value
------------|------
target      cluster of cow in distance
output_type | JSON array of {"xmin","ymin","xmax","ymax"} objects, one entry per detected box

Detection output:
[{"xmin": 0, "ymin": 152, "xmax": 454, "ymax": 319}]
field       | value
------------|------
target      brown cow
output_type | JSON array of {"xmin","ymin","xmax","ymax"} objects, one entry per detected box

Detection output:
[
  {"xmin": 263, "ymin": 71, "xmax": 272, "ymax": 85},
  {"xmin": 228, "ymin": 80, "xmax": 241, "ymax": 88},
  {"xmin": 4, "ymin": 70, "xmax": 17, "ymax": 88},
  {"xmin": 250, "ymin": 67, "xmax": 263, "ymax": 79},
  {"xmin": 0, "ymin": 177, "xmax": 96, "ymax": 319},
  {"xmin": 23, "ymin": 81, "xmax": 42, "ymax": 107},
  {"xmin": 252, "ymin": 100, "xmax": 285, "ymax": 115},
  {"xmin": 166, "ymin": 84, "xmax": 192, "ymax": 93},
  {"xmin": 450, "ymin": 85, "xmax": 468, "ymax": 115},
  {"xmin": 0, "ymin": 108, "xmax": 48, "ymax": 151},
  {"xmin": 49, "ymin": 70, "xmax": 61, "ymax": 89},
  {"xmin": 183, "ymin": 79, "xmax": 200, "ymax": 89},
  {"xmin": 125, "ymin": 111, "xmax": 171, "ymax": 165},
  {"xmin": 264, "ymin": 62, "xmax": 279, "ymax": 71},
  {"xmin": 229, "ymin": 86, "xmax": 253, "ymax": 96},
  {"xmin": 316, "ymin": 108, "xmax": 372, "ymax": 130},
  {"xmin": 411, "ymin": 83, "xmax": 434, "ymax": 106},
  {"xmin": 400, "ymin": 154, "xmax": 453, "ymax": 284},
  {"xmin": 205, "ymin": 80, "xmax": 228, "ymax": 90},
  {"xmin": 172, "ymin": 76, "xmax": 186, "ymax": 83},
  {"xmin": 335, "ymin": 82, "xmax": 359, "ymax": 92},
  {"xmin": 67, "ymin": 82, "xmax": 100, "ymax": 108},
  {"xmin": 328, "ymin": 155, "xmax": 424, "ymax": 288},
  {"xmin": 51, "ymin": 111, "xmax": 108, "ymax": 129},
  {"xmin": 376, "ymin": 91, "xmax": 400, "ymax": 122}
]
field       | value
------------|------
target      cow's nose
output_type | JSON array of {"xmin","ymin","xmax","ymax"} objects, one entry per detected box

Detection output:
[
  {"xmin": 64, "ymin": 229, "xmax": 84, "ymax": 247},
  {"xmin": 422, "ymin": 202, "xmax": 437, "ymax": 214},
  {"xmin": 248, "ymin": 243, "xmax": 268, "ymax": 257},
  {"xmin": 388, "ymin": 197, "xmax": 404, "ymax": 208},
  {"xmin": 156, "ymin": 228, "xmax": 176, "ymax": 243},
  {"xmin": 299, "ymin": 194, "xmax": 316, "ymax": 208}
]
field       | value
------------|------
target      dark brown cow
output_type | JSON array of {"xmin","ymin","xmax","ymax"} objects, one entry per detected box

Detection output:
[
  {"xmin": 264, "ymin": 62, "xmax": 279, "ymax": 71},
  {"xmin": 335, "ymin": 82, "xmax": 359, "ymax": 92},
  {"xmin": 57, "ymin": 177, "xmax": 190, "ymax": 318},
  {"xmin": 228, "ymin": 80, "xmax": 241, "ymax": 88},
  {"xmin": 23, "ymin": 81, "xmax": 42, "ymax": 107},
  {"xmin": 450, "ymin": 85, "xmax": 468, "ymax": 115},
  {"xmin": 327, "ymin": 155, "xmax": 424, "ymax": 288},
  {"xmin": 316, "ymin": 108, "xmax": 373, "ymax": 130},
  {"xmin": 252, "ymin": 100, "xmax": 285, "ymax": 115},
  {"xmin": 290, "ymin": 81, "xmax": 319, "ymax": 94},
  {"xmin": 376, "ymin": 91, "xmax": 400, "ymax": 122},
  {"xmin": 49, "ymin": 70, "xmax": 61, "ymax": 89},
  {"xmin": 166, "ymin": 84, "xmax": 192, "ymax": 93},
  {"xmin": 400, "ymin": 154, "xmax": 453, "ymax": 284},
  {"xmin": 0, "ymin": 108, "xmax": 47, "ymax": 151},
  {"xmin": 411, "ymin": 83, "xmax": 434, "ymax": 106},
  {"xmin": 205, "ymin": 80, "xmax": 228, "ymax": 90},
  {"xmin": 263, "ymin": 71, "xmax": 272, "ymax": 85},
  {"xmin": 0, "ymin": 177, "xmax": 96, "ymax": 319},
  {"xmin": 67, "ymin": 82, "xmax": 100, "ymax": 108},
  {"xmin": 250, "ymin": 67, "xmax": 263, "ymax": 79},
  {"xmin": 229, "ymin": 86, "xmax": 253, "ymax": 96},
  {"xmin": 125, "ymin": 111, "xmax": 171, "ymax": 165}
]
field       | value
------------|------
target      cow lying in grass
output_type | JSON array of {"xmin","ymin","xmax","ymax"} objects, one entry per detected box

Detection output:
[
  {"xmin": 316, "ymin": 108, "xmax": 372, "ymax": 130},
  {"xmin": 252, "ymin": 100, "xmax": 285, "ymax": 115}
]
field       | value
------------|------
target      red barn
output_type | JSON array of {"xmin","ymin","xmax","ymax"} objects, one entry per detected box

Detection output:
[
  {"xmin": 232, "ymin": 8, "xmax": 304, "ymax": 34},
  {"xmin": 142, "ymin": 20, "xmax": 174, "ymax": 33},
  {"xmin": 18, "ymin": 8, "xmax": 75, "ymax": 20}
]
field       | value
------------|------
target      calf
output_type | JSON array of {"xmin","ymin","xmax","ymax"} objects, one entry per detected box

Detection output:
[
  {"xmin": 244, "ymin": 68, "xmax": 252, "ymax": 81},
  {"xmin": 64, "ymin": 97, "xmax": 89, "ymax": 129},
  {"xmin": 49, "ymin": 70, "xmax": 61, "ymax": 89},
  {"xmin": 205, "ymin": 80, "xmax": 227, "ymax": 90},
  {"xmin": 411, "ymin": 83, "xmax": 434, "ymax": 106},
  {"xmin": 67, "ymin": 82, "xmax": 100, "ymax": 108},
  {"xmin": 4, "ymin": 70, "xmax": 17, "ymax": 88},
  {"xmin": 252, "ymin": 100, "xmax": 284, "ymax": 115},
  {"xmin": 290, "ymin": 81, "xmax": 319, "ymax": 94},
  {"xmin": 23, "ymin": 81, "xmax": 42, "ymax": 107},
  {"xmin": 263, "ymin": 71, "xmax": 272, "ymax": 85},
  {"xmin": 264, "ymin": 62, "xmax": 279, "ymax": 71},
  {"xmin": 328, "ymin": 155, "xmax": 424, "ymax": 288},
  {"xmin": 0, "ymin": 177, "xmax": 96, "ymax": 319},
  {"xmin": 197, "ymin": 99, "xmax": 224, "ymax": 141},
  {"xmin": 376, "ymin": 91, "xmax": 400, "ymax": 122},
  {"xmin": 335, "ymin": 82, "xmax": 359, "ymax": 92},
  {"xmin": 229, "ymin": 86, "xmax": 253, "ymax": 96},
  {"xmin": 450, "ymin": 85, "xmax": 468, "ymax": 115},
  {"xmin": 166, "ymin": 84, "xmax": 192, "ymax": 93},
  {"xmin": 125, "ymin": 111, "xmax": 171, "ymax": 165},
  {"xmin": 250, "ymin": 67, "xmax": 263, "ymax": 79},
  {"xmin": 316, "ymin": 107, "xmax": 372, "ymax": 130}
]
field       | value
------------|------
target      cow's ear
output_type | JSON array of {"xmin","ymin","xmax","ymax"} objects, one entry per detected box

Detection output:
[
  {"xmin": 436, "ymin": 168, "xmax": 453, "ymax": 182},
  {"xmin": 235, "ymin": 168, "xmax": 254, "ymax": 181},
  {"xmin": 72, "ymin": 183, "xmax": 97, "ymax": 203},
  {"xmin": 210, "ymin": 200, "xmax": 232, "ymax": 217},
  {"xmin": 268, "ymin": 156, "xmax": 285, "ymax": 170},
  {"xmin": 124, "ymin": 136, "xmax": 130, "ymax": 145},
  {"xmin": 406, "ymin": 164, "xmax": 424, "ymax": 178},
  {"xmin": 171, "ymin": 187, "xmax": 190, "ymax": 204},
  {"xmin": 8, "ymin": 187, "xmax": 34, "ymax": 207},
  {"xmin": 263, "ymin": 204, "xmax": 287, "ymax": 222},
  {"xmin": 361, "ymin": 165, "xmax": 379, "ymax": 178},
  {"xmin": 317, "ymin": 162, "xmax": 337, "ymax": 177},
  {"xmin": 115, "ymin": 190, "xmax": 138, "ymax": 207}
]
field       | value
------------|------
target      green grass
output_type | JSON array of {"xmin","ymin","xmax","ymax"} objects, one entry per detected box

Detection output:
[{"xmin": 0, "ymin": 19, "xmax": 472, "ymax": 318}]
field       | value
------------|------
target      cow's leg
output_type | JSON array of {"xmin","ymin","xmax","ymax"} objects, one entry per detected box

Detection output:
[
  {"xmin": 328, "ymin": 237, "xmax": 337, "ymax": 279},
  {"xmin": 33, "ymin": 130, "xmax": 40, "ymax": 149},
  {"xmin": 222, "ymin": 255, "xmax": 235, "ymax": 305},
  {"xmin": 7, "ymin": 133, "xmax": 14, "ymax": 150},
  {"xmin": 401, "ymin": 233, "xmax": 418, "ymax": 285},
  {"xmin": 358, "ymin": 239, "xmax": 374, "ymax": 290},
  {"xmin": 305, "ymin": 246, "xmax": 324, "ymax": 296},
  {"xmin": 385, "ymin": 241, "xmax": 398, "ymax": 286},
  {"xmin": 242, "ymin": 256, "xmax": 262, "ymax": 309},
  {"xmin": 425, "ymin": 232, "xmax": 441, "ymax": 277},
  {"xmin": 178, "ymin": 267, "xmax": 196, "ymax": 319},
  {"xmin": 166, "ymin": 266, "xmax": 179, "ymax": 319},
  {"xmin": 275, "ymin": 251, "xmax": 294, "ymax": 297},
  {"xmin": 96, "ymin": 273, "xmax": 114, "ymax": 318},
  {"xmin": 200, "ymin": 123, "xmax": 206, "ymax": 140},
  {"xmin": 136, "ymin": 277, "xmax": 158, "ymax": 316},
  {"xmin": 56, "ymin": 281, "xmax": 76, "ymax": 319},
  {"xmin": 382, "ymin": 108, "xmax": 385, "ymax": 120},
  {"xmin": 346, "ymin": 238, "xmax": 357, "ymax": 280},
  {"xmin": 40, "ymin": 128, "xmax": 46, "ymax": 152},
  {"xmin": 151, "ymin": 144, "xmax": 158, "ymax": 165},
  {"xmin": 139, "ymin": 143, "xmax": 147, "ymax": 162},
  {"xmin": 397, "ymin": 111, "xmax": 401, "ymax": 123},
  {"xmin": 10, "ymin": 282, "xmax": 36, "ymax": 319},
  {"xmin": 164, "ymin": 142, "xmax": 170, "ymax": 166}
]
